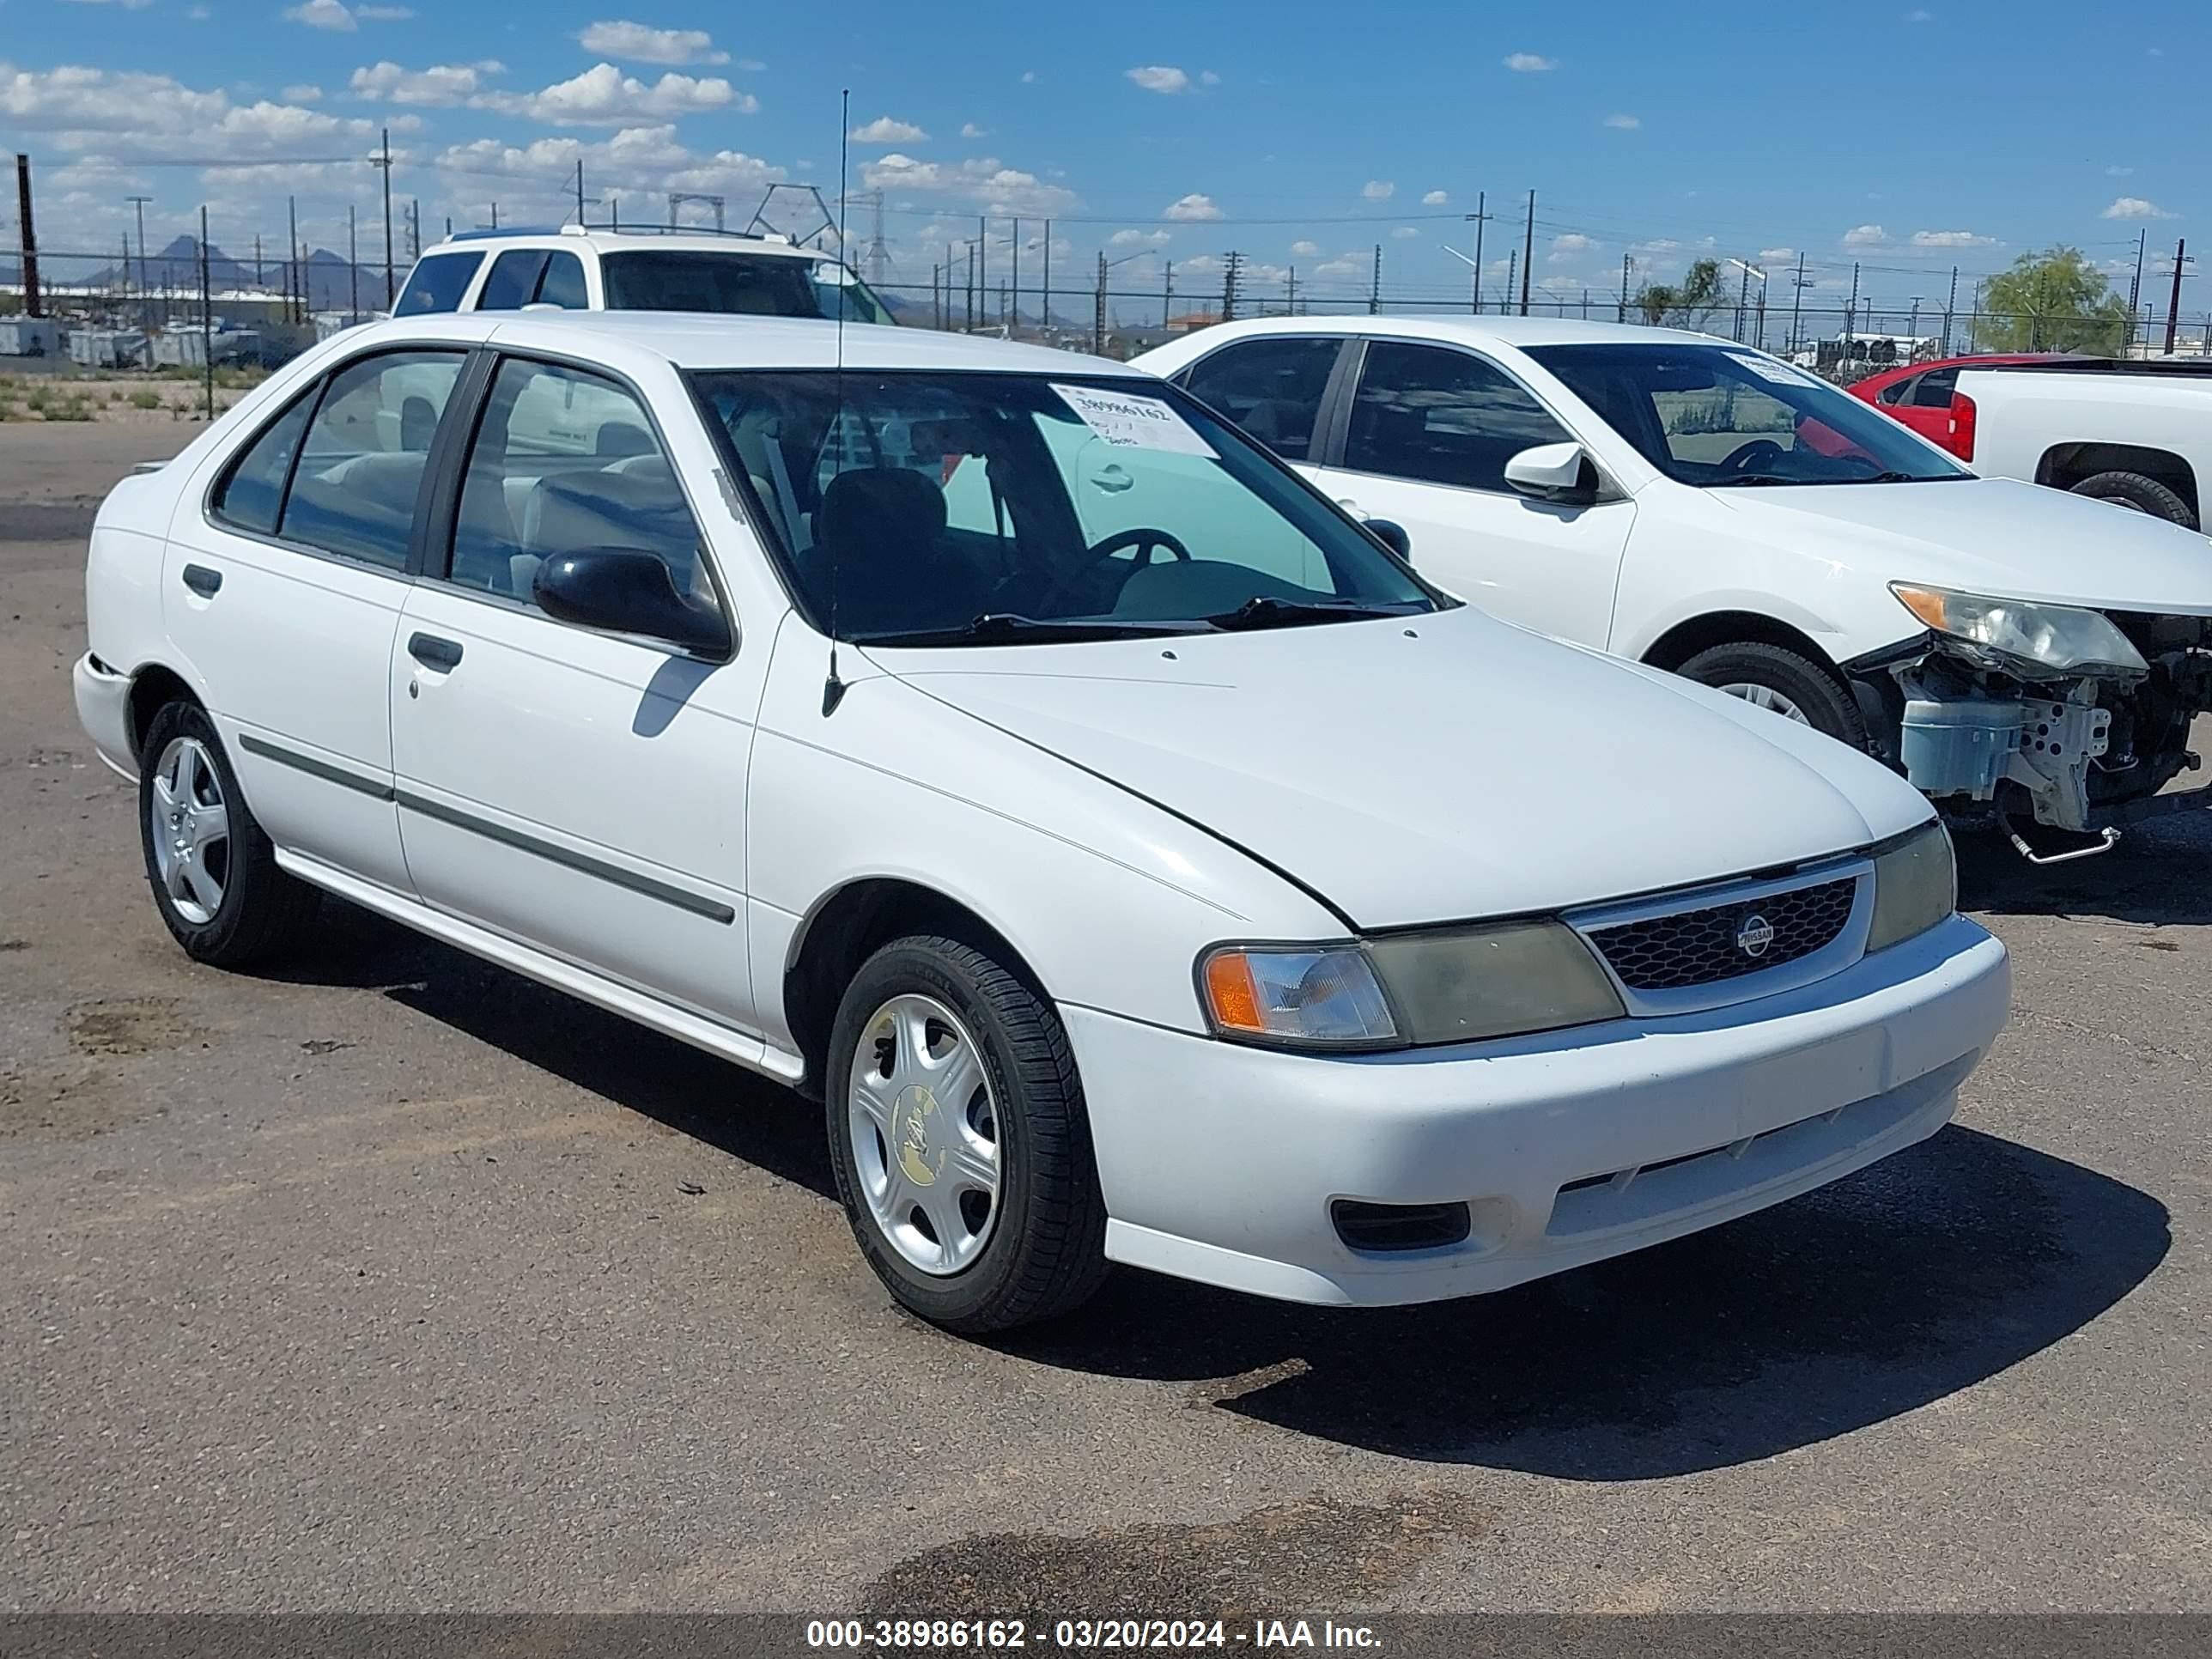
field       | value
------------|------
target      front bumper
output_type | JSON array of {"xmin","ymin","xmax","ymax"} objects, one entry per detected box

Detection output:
[
  {"xmin": 1068, "ymin": 914, "xmax": 2009, "ymax": 1308},
  {"xmin": 72, "ymin": 653, "xmax": 136, "ymax": 781}
]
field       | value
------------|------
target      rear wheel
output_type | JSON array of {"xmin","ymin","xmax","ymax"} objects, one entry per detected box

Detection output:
[
  {"xmin": 1676, "ymin": 641, "xmax": 1868, "ymax": 749},
  {"xmin": 826, "ymin": 935, "xmax": 1109, "ymax": 1334},
  {"xmin": 138, "ymin": 701, "xmax": 320, "ymax": 967},
  {"xmin": 2067, "ymin": 471, "xmax": 2197, "ymax": 528}
]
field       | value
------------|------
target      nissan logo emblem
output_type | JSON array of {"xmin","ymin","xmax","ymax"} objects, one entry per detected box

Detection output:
[{"xmin": 1735, "ymin": 914, "xmax": 1777, "ymax": 958}]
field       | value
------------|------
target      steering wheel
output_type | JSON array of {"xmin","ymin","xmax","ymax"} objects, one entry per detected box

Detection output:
[
  {"xmin": 1720, "ymin": 437, "xmax": 1789, "ymax": 474},
  {"xmin": 1027, "ymin": 526, "xmax": 1194, "ymax": 611}
]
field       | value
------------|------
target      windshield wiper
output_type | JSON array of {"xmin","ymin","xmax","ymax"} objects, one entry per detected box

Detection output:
[
  {"xmin": 1832, "ymin": 469, "xmax": 1968, "ymax": 484},
  {"xmin": 860, "ymin": 612, "xmax": 1214, "ymax": 647},
  {"xmin": 1204, "ymin": 595, "xmax": 1427, "ymax": 631},
  {"xmin": 1704, "ymin": 472, "xmax": 1801, "ymax": 488}
]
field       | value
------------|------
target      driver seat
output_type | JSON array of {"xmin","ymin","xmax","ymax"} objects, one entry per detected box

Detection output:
[{"xmin": 812, "ymin": 467, "xmax": 957, "ymax": 634}]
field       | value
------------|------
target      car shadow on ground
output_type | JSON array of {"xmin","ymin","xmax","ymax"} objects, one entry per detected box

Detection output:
[
  {"xmin": 282, "ymin": 902, "xmax": 2168, "ymax": 1484},
  {"xmin": 1955, "ymin": 812, "xmax": 2212, "ymax": 925}
]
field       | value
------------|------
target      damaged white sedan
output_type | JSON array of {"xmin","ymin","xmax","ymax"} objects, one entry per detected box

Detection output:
[{"xmin": 76, "ymin": 312, "xmax": 2008, "ymax": 1334}]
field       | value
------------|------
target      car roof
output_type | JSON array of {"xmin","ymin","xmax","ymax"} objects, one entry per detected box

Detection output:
[
  {"xmin": 1152, "ymin": 312, "xmax": 1740, "ymax": 353},
  {"xmin": 424, "ymin": 228, "xmax": 830, "ymax": 262},
  {"xmin": 344, "ymin": 309, "xmax": 1132, "ymax": 376}
]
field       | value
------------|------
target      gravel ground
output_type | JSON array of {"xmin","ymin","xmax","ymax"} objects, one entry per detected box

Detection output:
[{"xmin": 3, "ymin": 422, "xmax": 2208, "ymax": 1614}]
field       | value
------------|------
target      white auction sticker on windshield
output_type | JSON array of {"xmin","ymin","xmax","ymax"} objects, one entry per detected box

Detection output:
[
  {"xmin": 1052, "ymin": 384, "xmax": 1217, "ymax": 456},
  {"xmin": 1725, "ymin": 351, "xmax": 1817, "ymax": 387}
]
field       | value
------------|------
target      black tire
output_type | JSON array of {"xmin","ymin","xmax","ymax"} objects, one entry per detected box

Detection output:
[
  {"xmin": 825, "ymin": 935, "xmax": 1109, "ymax": 1334},
  {"xmin": 137, "ymin": 700, "xmax": 321, "ymax": 968},
  {"xmin": 2067, "ymin": 471, "xmax": 2197, "ymax": 528},
  {"xmin": 1676, "ymin": 641, "xmax": 1869, "ymax": 750}
]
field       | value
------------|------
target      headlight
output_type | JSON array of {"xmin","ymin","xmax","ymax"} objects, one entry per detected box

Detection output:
[
  {"xmin": 1892, "ymin": 584, "xmax": 2147, "ymax": 677},
  {"xmin": 1867, "ymin": 819, "xmax": 1956, "ymax": 952},
  {"xmin": 1199, "ymin": 921, "xmax": 1624, "ymax": 1050}
]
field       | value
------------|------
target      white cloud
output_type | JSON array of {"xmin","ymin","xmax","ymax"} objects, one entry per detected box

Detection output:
[
  {"xmin": 284, "ymin": 0, "xmax": 356, "ymax": 27},
  {"xmin": 64, "ymin": 0, "xmax": 155, "ymax": 9},
  {"xmin": 1289, "ymin": 239, "xmax": 1319, "ymax": 258},
  {"xmin": 1504, "ymin": 52, "xmax": 1556, "ymax": 72},
  {"xmin": 1911, "ymin": 228, "xmax": 1996, "ymax": 247},
  {"xmin": 349, "ymin": 59, "xmax": 503, "ymax": 106},
  {"xmin": 1842, "ymin": 222, "xmax": 1889, "ymax": 247},
  {"xmin": 1550, "ymin": 232, "xmax": 1597, "ymax": 262},
  {"xmin": 860, "ymin": 152, "xmax": 1074, "ymax": 215},
  {"xmin": 1602, "ymin": 112, "xmax": 1640, "ymax": 129},
  {"xmin": 188, "ymin": 5, "xmax": 210, "ymax": 16},
  {"xmin": 2106, "ymin": 164, "xmax": 2135, "ymax": 176},
  {"xmin": 2103, "ymin": 196, "xmax": 2175, "ymax": 219},
  {"xmin": 1200, "ymin": 70, "xmax": 1220, "ymax": 86},
  {"xmin": 1019, "ymin": 70, "xmax": 1036, "ymax": 83},
  {"xmin": 1110, "ymin": 228, "xmax": 1171, "ymax": 247},
  {"xmin": 283, "ymin": 82, "xmax": 323, "ymax": 102},
  {"xmin": 1905, "ymin": 7, "xmax": 1934, "ymax": 19},
  {"xmin": 1420, "ymin": 189, "xmax": 1448, "ymax": 205},
  {"xmin": 437, "ymin": 124, "xmax": 781, "ymax": 202},
  {"xmin": 1162, "ymin": 191, "xmax": 1222, "ymax": 221},
  {"xmin": 0, "ymin": 60, "xmax": 402, "ymax": 165},
  {"xmin": 960, "ymin": 121, "xmax": 987, "ymax": 138},
  {"xmin": 1126, "ymin": 65, "xmax": 1190, "ymax": 94},
  {"xmin": 849, "ymin": 116, "xmax": 926, "ymax": 143},
  {"xmin": 1391, "ymin": 226, "xmax": 1419, "ymax": 240},
  {"xmin": 478, "ymin": 63, "xmax": 747, "ymax": 125},
  {"xmin": 576, "ymin": 21, "xmax": 729, "ymax": 65},
  {"xmin": 1759, "ymin": 246, "xmax": 1796, "ymax": 261},
  {"xmin": 1362, "ymin": 179, "xmax": 1393, "ymax": 201},
  {"xmin": 1312, "ymin": 252, "xmax": 1368, "ymax": 283},
  {"xmin": 356, "ymin": 4, "xmax": 411, "ymax": 15}
]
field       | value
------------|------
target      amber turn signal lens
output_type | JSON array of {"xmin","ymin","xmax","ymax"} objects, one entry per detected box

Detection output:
[{"xmin": 1203, "ymin": 951, "xmax": 1264, "ymax": 1033}]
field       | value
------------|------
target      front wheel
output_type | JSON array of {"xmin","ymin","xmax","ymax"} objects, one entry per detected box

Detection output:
[
  {"xmin": 1676, "ymin": 641, "xmax": 1869, "ymax": 750},
  {"xmin": 826, "ymin": 935, "xmax": 1109, "ymax": 1334}
]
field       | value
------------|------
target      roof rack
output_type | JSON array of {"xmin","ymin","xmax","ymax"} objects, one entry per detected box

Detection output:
[{"xmin": 443, "ymin": 225, "xmax": 564, "ymax": 242}]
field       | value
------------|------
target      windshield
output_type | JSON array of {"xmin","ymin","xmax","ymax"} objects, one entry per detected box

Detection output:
[
  {"xmin": 1525, "ymin": 342, "xmax": 1971, "ymax": 487},
  {"xmin": 690, "ymin": 370, "xmax": 1441, "ymax": 644},
  {"xmin": 600, "ymin": 250, "xmax": 896, "ymax": 325}
]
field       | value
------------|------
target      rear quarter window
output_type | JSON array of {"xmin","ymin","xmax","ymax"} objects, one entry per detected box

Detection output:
[{"xmin": 392, "ymin": 252, "xmax": 483, "ymax": 317}]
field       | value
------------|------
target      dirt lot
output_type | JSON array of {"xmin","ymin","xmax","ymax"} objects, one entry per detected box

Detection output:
[{"xmin": 3, "ymin": 423, "xmax": 2209, "ymax": 1613}]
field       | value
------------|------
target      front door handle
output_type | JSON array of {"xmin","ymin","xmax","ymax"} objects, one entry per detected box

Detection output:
[
  {"xmin": 407, "ymin": 632, "xmax": 464, "ymax": 671},
  {"xmin": 181, "ymin": 563, "xmax": 222, "ymax": 598}
]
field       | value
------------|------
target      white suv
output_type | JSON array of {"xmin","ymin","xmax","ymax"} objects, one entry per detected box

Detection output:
[{"xmin": 392, "ymin": 225, "xmax": 896, "ymax": 326}]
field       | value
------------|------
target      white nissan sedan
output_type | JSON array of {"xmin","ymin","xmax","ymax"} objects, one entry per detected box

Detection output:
[{"xmin": 74, "ymin": 311, "xmax": 2008, "ymax": 1334}]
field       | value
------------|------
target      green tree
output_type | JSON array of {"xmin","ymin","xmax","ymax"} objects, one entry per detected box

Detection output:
[
  {"xmin": 1976, "ymin": 246, "xmax": 2130, "ymax": 353},
  {"xmin": 1636, "ymin": 258, "xmax": 1729, "ymax": 329}
]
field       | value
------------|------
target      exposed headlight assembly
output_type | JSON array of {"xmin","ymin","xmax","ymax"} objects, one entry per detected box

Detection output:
[
  {"xmin": 1866, "ymin": 818, "xmax": 1957, "ymax": 952},
  {"xmin": 1892, "ymin": 584, "xmax": 2147, "ymax": 678},
  {"xmin": 1199, "ymin": 922, "xmax": 1626, "ymax": 1051}
]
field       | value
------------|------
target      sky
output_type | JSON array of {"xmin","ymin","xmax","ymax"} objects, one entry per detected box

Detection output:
[{"xmin": 3, "ymin": 0, "xmax": 2207, "ymax": 319}]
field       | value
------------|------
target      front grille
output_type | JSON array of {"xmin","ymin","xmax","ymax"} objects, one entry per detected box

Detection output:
[
  {"xmin": 1586, "ymin": 877, "xmax": 1856, "ymax": 992},
  {"xmin": 1330, "ymin": 1200, "xmax": 1472, "ymax": 1254}
]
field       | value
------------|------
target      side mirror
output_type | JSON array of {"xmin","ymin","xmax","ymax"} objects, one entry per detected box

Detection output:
[
  {"xmin": 1504, "ymin": 441, "xmax": 1601, "ymax": 507},
  {"xmin": 1364, "ymin": 518, "xmax": 1413, "ymax": 560},
  {"xmin": 533, "ymin": 549, "xmax": 732, "ymax": 658}
]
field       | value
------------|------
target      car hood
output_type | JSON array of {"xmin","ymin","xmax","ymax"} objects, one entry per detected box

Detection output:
[
  {"xmin": 867, "ymin": 606, "xmax": 1929, "ymax": 930},
  {"xmin": 1704, "ymin": 476, "xmax": 2212, "ymax": 616}
]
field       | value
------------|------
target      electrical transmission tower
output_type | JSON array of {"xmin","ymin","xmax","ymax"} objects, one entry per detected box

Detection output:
[
  {"xmin": 863, "ymin": 190, "xmax": 891, "ymax": 289},
  {"xmin": 669, "ymin": 191, "xmax": 726, "ymax": 230}
]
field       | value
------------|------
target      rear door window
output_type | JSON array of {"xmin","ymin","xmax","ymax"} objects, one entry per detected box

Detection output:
[
  {"xmin": 210, "ymin": 390, "xmax": 316, "ymax": 535},
  {"xmin": 277, "ymin": 351, "xmax": 465, "ymax": 569},
  {"xmin": 477, "ymin": 249, "xmax": 550, "ymax": 312},
  {"xmin": 1177, "ymin": 336, "xmax": 1341, "ymax": 462},
  {"xmin": 1907, "ymin": 368, "xmax": 1960, "ymax": 408},
  {"xmin": 536, "ymin": 251, "xmax": 588, "ymax": 309},
  {"xmin": 392, "ymin": 252, "xmax": 483, "ymax": 317},
  {"xmin": 1343, "ymin": 341, "xmax": 1572, "ymax": 492}
]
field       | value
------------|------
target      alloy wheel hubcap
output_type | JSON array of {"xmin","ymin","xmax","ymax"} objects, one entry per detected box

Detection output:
[
  {"xmin": 848, "ymin": 994, "xmax": 1001, "ymax": 1276},
  {"xmin": 149, "ymin": 736, "xmax": 231, "ymax": 925},
  {"xmin": 1717, "ymin": 682, "xmax": 1811, "ymax": 726}
]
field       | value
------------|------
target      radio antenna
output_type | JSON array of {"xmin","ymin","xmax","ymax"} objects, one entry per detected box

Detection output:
[{"xmin": 823, "ymin": 87, "xmax": 853, "ymax": 716}]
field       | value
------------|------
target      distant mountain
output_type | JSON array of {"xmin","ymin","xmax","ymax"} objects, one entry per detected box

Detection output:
[{"xmin": 75, "ymin": 235, "xmax": 389, "ymax": 311}]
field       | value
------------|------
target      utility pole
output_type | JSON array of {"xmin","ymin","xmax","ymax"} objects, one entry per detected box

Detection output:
[
  {"xmin": 13, "ymin": 155, "xmax": 40, "ymax": 319},
  {"xmin": 348, "ymin": 204, "xmax": 359, "ymax": 324},
  {"xmin": 198, "ymin": 205, "xmax": 214, "ymax": 422},
  {"xmin": 1285, "ymin": 264, "xmax": 1297, "ymax": 317},
  {"xmin": 1907, "ymin": 295, "xmax": 1921, "ymax": 339},
  {"xmin": 1844, "ymin": 260, "xmax": 1861, "ymax": 353},
  {"xmin": 2127, "ymin": 228, "xmax": 2148, "ymax": 353},
  {"xmin": 1518, "ymin": 188, "xmax": 1534, "ymax": 316},
  {"xmin": 1041, "ymin": 219, "xmax": 1051, "ymax": 329},
  {"xmin": 967, "ymin": 240, "xmax": 977, "ymax": 331},
  {"xmin": 1942, "ymin": 266, "xmax": 1959, "ymax": 356},
  {"xmin": 1735, "ymin": 259, "xmax": 1752, "ymax": 341},
  {"xmin": 977, "ymin": 216, "xmax": 988, "ymax": 310},
  {"xmin": 288, "ymin": 194, "xmax": 299, "ymax": 323},
  {"xmin": 1790, "ymin": 251, "xmax": 1811, "ymax": 355},
  {"xmin": 1011, "ymin": 216, "xmax": 1021, "ymax": 331},
  {"xmin": 378, "ymin": 126, "xmax": 394, "ymax": 306},
  {"xmin": 409, "ymin": 198, "xmax": 420, "ymax": 260},
  {"xmin": 575, "ymin": 160, "xmax": 586, "ymax": 224},
  {"xmin": 1368, "ymin": 244, "xmax": 1381, "ymax": 314},
  {"xmin": 1463, "ymin": 192, "xmax": 1490, "ymax": 313},
  {"xmin": 1223, "ymin": 249, "xmax": 1243, "ymax": 323},
  {"xmin": 1504, "ymin": 248, "xmax": 1517, "ymax": 319},
  {"xmin": 1619, "ymin": 253, "xmax": 1632, "ymax": 323},
  {"xmin": 2165, "ymin": 239, "xmax": 2190, "ymax": 356},
  {"xmin": 1163, "ymin": 259, "xmax": 1173, "ymax": 327},
  {"xmin": 1093, "ymin": 251, "xmax": 1107, "ymax": 353},
  {"xmin": 127, "ymin": 193, "xmax": 154, "ymax": 331}
]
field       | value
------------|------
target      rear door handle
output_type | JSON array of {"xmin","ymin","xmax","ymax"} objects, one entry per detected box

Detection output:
[
  {"xmin": 407, "ymin": 632, "xmax": 464, "ymax": 671},
  {"xmin": 181, "ymin": 563, "xmax": 222, "ymax": 598}
]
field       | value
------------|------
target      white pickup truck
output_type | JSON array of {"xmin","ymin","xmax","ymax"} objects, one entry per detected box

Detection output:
[{"xmin": 1945, "ymin": 358, "xmax": 2212, "ymax": 530}]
